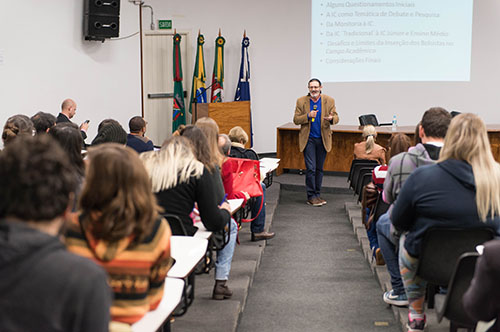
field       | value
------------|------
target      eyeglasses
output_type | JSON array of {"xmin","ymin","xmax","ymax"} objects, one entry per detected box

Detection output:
[{"xmin": 308, "ymin": 86, "xmax": 320, "ymax": 89}]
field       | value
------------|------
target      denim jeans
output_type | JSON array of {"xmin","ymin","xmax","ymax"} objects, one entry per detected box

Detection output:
[
  {"xmin": 215, "ymin": 218, "xmax": 238, "ymax": 280},
  {"xmin": 250, "ymin": 182, "xmax": 266, "ymax": 233},
  {"xmin": 303, "ymin": 136, "xmax": 327, "ymax": 199},
  {"xmin": 399, "ymin": 236, "xmax": 426, "ymax": 315},
  {"xmin": 366, "ymin": 208, "xmax": 379, "ymax": 251},
  {"xmin": 376, "ymin": 211, "xmax": 405, "ymax": 295}
]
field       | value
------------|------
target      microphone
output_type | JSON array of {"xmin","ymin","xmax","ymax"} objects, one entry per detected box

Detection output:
[{"xmin": 311, "ymin": 105, "xmax": 317, "ymax": 122}]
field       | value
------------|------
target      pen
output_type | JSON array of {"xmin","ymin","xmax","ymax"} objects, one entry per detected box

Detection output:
[{"xmin": 220, "ymin": 194, "xmax": 228, "ymax": 205}]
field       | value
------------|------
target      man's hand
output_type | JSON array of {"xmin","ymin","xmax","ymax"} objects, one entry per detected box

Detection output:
[
  {"xmin": 80, "ymin": 122, "xmax": 89, "ymax": 132},
  {"xmin": 309, "ymin": 110, "xmax": 318, "ymax": 119},
  {"xmin": 324, "ymin": 114, "xmax": 334, "ymax": 121}
]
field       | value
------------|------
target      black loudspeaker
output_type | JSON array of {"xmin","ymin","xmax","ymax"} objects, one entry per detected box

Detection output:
[{"xmin": 84, "ymin": 0, "xmax": 121, "ymax": 41}]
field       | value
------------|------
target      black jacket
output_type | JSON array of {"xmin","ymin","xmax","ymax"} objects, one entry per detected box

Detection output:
[
  {"xmin": 56, "ymin": 113, "xmax": 87, "ymax": 140},
  {"xmin": 0, "ymin": 220, "xmax": 111, "ymax": 332},
  {"xmin": 392, "ymin": 159, "xmax": 500, "ymax": 257}
]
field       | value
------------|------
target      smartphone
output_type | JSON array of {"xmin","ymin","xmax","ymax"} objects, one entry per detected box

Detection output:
[{"xmin": 84, "ymin": 120, "xmax": 90, "ymax": 124}]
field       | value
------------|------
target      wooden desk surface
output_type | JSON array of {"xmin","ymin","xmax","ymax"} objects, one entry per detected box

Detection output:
[{"xmin": 276, "ymin": 122, "xmax": 500, "ymax": 173}]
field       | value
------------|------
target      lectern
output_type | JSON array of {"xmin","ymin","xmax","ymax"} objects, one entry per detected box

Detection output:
[{"xmin": 193, "ymin": 101, "xmax": 252, "ymax": 148}]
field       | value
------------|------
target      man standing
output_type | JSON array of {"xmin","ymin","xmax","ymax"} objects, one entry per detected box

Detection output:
[
  {"xmin": 293, "ymin": 78, "xmax": 339, "ymax": 206},
  {"xmin": 126, "ymin": 116, "xmax": 154, "ymax": 153},
  {"xmin": 56, "ymin": 98, "xmax": 89, "ymax": 140}
]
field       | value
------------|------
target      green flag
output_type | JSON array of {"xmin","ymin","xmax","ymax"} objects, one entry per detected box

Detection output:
[
  {"xmin": 172, "ymin": 33, "xmax": 185, "ymax": 132},
  {"xmin": 211, "ymin": 35, "xmax": 225, "ymax": 103}
]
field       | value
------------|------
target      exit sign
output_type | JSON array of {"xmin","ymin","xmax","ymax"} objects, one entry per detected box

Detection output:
[{"xmin": 158, "ymin": 20, "xmax": 172, "ymax": 30}]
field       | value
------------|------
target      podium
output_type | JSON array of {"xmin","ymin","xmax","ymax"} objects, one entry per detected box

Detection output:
[{"xmin": 193, "ymin": 101, "xmax": 252, "ymax": 148}]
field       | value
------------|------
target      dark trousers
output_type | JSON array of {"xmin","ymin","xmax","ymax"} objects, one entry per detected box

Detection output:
[{"xmin": 303, "ymin": 136, "xmax": 327, "ymax": 199}]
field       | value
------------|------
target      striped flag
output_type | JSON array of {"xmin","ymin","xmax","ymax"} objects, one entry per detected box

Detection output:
[
  {"xmin": 189, "ymin": 32, "xmax": 207, "ymax": 114},
  {"xmin": 235, "ymin": 35, "xmax": 250, "ymax": 101},
  {"xmin": 172, "ymin": 33, "xmax": 185, "ymax": 132},
  {"xmin": 235, "ymin": 33, "xmax": 253, "ymax": 146},
  {"xmin": 211, "ymin": 34, "xmax": 225, "ymax": 103}
]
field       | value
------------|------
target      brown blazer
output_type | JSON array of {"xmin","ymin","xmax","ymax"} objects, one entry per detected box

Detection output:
[
  {"xmin": 353, "ymin": 141, "xmax": 387, "ymax": 165},
  {"xmin": 293, "ymin": 94, "xmax": 339, "ymax": 152}
]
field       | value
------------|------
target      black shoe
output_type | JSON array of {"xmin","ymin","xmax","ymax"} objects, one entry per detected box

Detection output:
[{"xmin": 251, "ymin": 231, "xmax": 275, "ymax": 241}]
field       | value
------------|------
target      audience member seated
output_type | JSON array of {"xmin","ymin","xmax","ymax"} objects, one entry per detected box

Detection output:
[
  {"xmin": 194, "ymin": 118, "xmax": 240, "ymax": 300},
  {"xmin": 49, "ymin": 123, "xmax": 85, "ymax": 210},
  {"xmin": 363, "ymin": 133, "xmax": 411, "ymax": 264},
  {"xmin": 0, "ymin": 135, "xmax": 111, "ymax": 332},
  {"xmin": 219, "ymin": 132, "xmax": 275, "ymax": 241},
  {"xmin": 57, "ymin": 98, "xmax": 89, "ymax": 140},
  {"xmin": 391, "ymin": 113, "xmax": 500, "ymax": 331},
  {"xmin": 353, "ymin": 125, "xmax": 386, "ymax": 164},
  {"xmin": 31, "ymin": 111, "xmax": 56, "ymax": 134},
  {"xmin": 126, "ymin": 116, "xmax": 154, "ymax": 153},
  {"xmin": 91, "ymin": 119, "xmax": 127, "ymax": 146},
  {"xmin": 376, "ymin": 108, "xmax": 451, "ymax": 308},
  {"xmin": 228, "ymin": 125, "xmax": 259, "ymax": 160},
  {"xmin": 2, "ymin": 114, "xmax": 34, "ymax": 146},
  {"xmin": 141, "ymin": 131, "xmax": 233, "ymax": 300},
  {"xmin": 463, "ymin": 239, "xmax": 500, "ymax": 332},
  {"xmin": 66, "ymin": 143, "xmax": 173, "ymax": 326}
]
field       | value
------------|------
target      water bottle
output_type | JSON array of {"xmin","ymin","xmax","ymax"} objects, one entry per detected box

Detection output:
[{"xmin": 392, "ymin": 115, "xmax": 397, "ymax": 132}]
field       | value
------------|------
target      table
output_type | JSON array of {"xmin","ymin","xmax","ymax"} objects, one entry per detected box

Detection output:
[
  {"xmin": 167, "ymin": 236, "xmax": 208, "ymax": 279},
  {"xmin": 276, "ymin": 123, "xmax": 500, "ymax": 174},
  {"xmin": 131, "ymin": 277, "xmax": 184, "ymax": 332}
]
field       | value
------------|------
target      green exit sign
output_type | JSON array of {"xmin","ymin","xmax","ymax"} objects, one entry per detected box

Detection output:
[{"xmin": 158, "ymin": 20, "xmax": 172, "ymax": 30}]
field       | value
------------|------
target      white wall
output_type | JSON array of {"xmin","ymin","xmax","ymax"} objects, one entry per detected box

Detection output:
[
  {"xmin": 1, "ymin": 0, "xmax": 500, "ymax": 152},
  {"xmin": 0, "ymin": 1, "xmax": 142, "ymax": 143}
]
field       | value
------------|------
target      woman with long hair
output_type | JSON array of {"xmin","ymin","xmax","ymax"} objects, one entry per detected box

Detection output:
[
  {"xmin": 353, "ymin": 124, "xmax": 387, "ymax": 164},
  {"xmin": 391, "ymin": 113, "xmax": 500, "ymax": 331},
  {"xmin": 66, "ymin": 144, "xmax": 173, "ymax": 326},
  {"xmin": 188, "ymin": 119, "xmax": 239, "ymax": 300}
]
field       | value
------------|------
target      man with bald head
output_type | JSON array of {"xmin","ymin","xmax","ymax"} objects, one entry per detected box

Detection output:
[{"xmin": 56, "ymin": 98, "xmax": 89, "ymax": 140}]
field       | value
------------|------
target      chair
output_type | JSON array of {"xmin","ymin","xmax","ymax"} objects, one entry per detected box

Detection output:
[
  {"xmin": 351, "ymin": 164, "xmax": 377, "ymax": 193},
  {"xmin": 347, "ymin": 159, "xmax": 379, "ymax": 184},
  {"xmin": 416, "ymin": 227, "xmax": 495, "ymax": 308},
  {"xmin": 358, "ymin": 114, "xmax": 391, "ymax": 126},
  {"xmin": 434, "ymin": 252, "xmax": 479, "ymax": 332},
  {"xmin": 371, "ymin": 194, "xmax": 389, "ymax": 224},
  {"xmin": 356, "ymin": 173, "xmax": 373, "ymax": 203},
  {"xmin": 162, "ymin": 214, "xmax": 188, "ymax": 236}
]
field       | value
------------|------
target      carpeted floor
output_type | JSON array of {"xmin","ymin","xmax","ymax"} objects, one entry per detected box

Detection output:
[{"xmin": 237, "ymin": 189, "xmax": 399, "ymax": 332}]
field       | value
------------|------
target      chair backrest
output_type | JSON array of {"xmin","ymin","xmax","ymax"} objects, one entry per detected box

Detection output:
[
  {"xmin": 229, "ymin": 146, "xmax": 259, "ymax": 161},
  {"xmin": 162, "ymin": 214, "xmax": 188, "ymax": 236},
  {"xmin": 357, "ymin": 173, "xmax": 373, "ymax": 202},
  {"xmin": 437, "ymin": 252, "xmax": 479, "ymax": 327},
  {"xmin": 417, "ymin": 227, "xmax": 495, "ymax": 286},
  {"xmin": 358, "ymin": 114, "xmax": 379, "ymax": 126},
  {"xmin": 372, "ymin": 194, "xmax": 390, "ymax": 223},
  {"xmin": 348, "ymin": 159, "xmax": 379, "ymax": 184},
  {"xmin": 352, "ymin": 165, "xmax": 377, "ymax": 192}
]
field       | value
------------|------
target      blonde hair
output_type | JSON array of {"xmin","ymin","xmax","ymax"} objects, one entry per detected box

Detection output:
[
  {"xmin": 195, "ymin": 117, "xmax": 224, "ymax": 167},
  {"xmin": 140, "ymin": 136, "xmax": 203, "ymax": 193},
  {"xmin": 439, "ymin": 113, "xmax": 500, "ymax": 221},
  {"xmin": 228, "ymin": 126, "xmax": 248, "ymax": 145},
  {"xmin": 362, "ymin": 125, "xmax": 377, "ymax": 154}
]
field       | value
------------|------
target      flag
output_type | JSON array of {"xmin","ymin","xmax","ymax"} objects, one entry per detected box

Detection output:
[
  {"xmin": 211, "ymin": 35, "xmax": 225, "ymax": 103},
  {"xmin": 235, "ymin": 35, "xmax": 250, "ymax": 101},
  {"xmin": 235, "ymin": 34, "xmax": 253, "ymax": 146},
  {"xmin": 189, "ymin": 32, "xmax": 207, "ymax": 115},
  {"xmin": 172, "ymin": 33, "xmax": 185, "ymax": 132}
]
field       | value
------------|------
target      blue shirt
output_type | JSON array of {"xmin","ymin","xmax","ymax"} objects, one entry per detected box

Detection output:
[{"xmin": 309, "ymin": 97, "xmax": 322, "ymax": 138}]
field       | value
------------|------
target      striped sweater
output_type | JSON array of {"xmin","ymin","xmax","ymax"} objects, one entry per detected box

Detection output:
[{"xmin": 65, "ymin": 217, "xmax": 173, "ymax": 325}]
